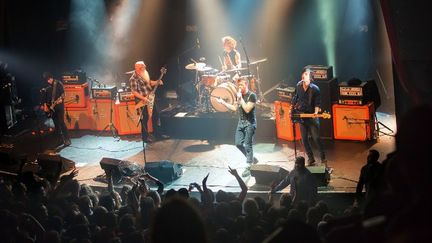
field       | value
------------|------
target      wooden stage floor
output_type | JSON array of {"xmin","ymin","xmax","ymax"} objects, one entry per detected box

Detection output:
[
  {"xmin": 59, "ymin": 112, "xmax": 395, "ymax": 193},
  {"xmin": 1, "ymin": 110, "xmax": 396, "ymax": 194}
]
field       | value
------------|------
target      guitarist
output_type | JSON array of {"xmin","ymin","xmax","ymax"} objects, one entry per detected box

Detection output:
[
  {"xmin": 129, "ymin": 61, "xmax": 164, "ymax": 143},
  {"xmin": 291, "ymin": 68, "xmax": 326, "ymax": 166},
  {"xmin": 41, "ymin": 72, "xmax": 71, "ymax": 146}
]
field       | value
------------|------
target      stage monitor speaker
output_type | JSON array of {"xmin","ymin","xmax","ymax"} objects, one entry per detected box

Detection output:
[
  {"xmin": 314, "ymin": 78, "xmax": 338, "ymax": 139},
  {"xmin": 37, "ymin": 153, "xmax": 75, "ymax": 181},
  {"xmin": 274, "ymin": 101, "xmax": 301, "ymax": 141},
  {"xmin": 332, "ymin": 102, "xmax": 375, "ymax": 141},
  {"xmin": 0, "ymin": 149, "xmax": 27, "ymax": 174},
  {"xmin": 307, "ymin": 165, "xmax": 330, "ymax": 187},
  {"xmin": 114, "ymin": 102, "xmax": 141, "ymax": 135},
  {"xmin": 250, "ymin": 164, "xmax": 289, "ymax": 185},
  {"xmin": 144, "ymin": 160, "xmax": 183, "ymax": 184},
  {"xmin": 99, "ymin": 157, "xmax": 144, "ymax": 184}
]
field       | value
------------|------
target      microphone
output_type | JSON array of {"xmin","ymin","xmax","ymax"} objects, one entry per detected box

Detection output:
[
  {"xmin": 90, "ymin": 77, "xmax": 102, "ymax": 87},
  {"xmin": 40, "ymin": 87, "xmax": 47, "ymax": 92},
  {"xmin": 196, "ymin": 37, "xmax": 200, "ymax": 49}
]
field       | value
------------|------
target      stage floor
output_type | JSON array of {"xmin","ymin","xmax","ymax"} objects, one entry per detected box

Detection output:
[{"xmin": 1, "ymin": 111, "xmax": 396, "ymax": 194}]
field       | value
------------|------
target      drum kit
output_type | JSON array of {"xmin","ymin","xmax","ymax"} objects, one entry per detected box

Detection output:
[{"xmin": 185, "ymin": 58, "xmax": 267, "ymax": 113}]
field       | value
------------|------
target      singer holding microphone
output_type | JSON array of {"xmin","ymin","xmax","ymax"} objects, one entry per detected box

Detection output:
[{"xmin": 216, "ymin": 77, "xmax": 258, "ymax": 177}]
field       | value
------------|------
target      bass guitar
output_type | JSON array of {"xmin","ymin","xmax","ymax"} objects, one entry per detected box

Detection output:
[{"xmin": 134, "ymin": 66, "xmax": 167, "ymax": 118}]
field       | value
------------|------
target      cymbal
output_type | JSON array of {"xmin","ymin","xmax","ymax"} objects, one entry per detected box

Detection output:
[
  {"xmin": 125, "ymin": 70, "xmax": 134, "ymax": 74},
  {"xmin": 249, "ymin": 58, "xmax": 268, "ymax": 65},
  {"xmin": 185, "ymin": 62, "xmax": 206, "ymax": 70},
  {"xmin": 198, "ymin": 66, "xmax": 213, "ymax": 72},
  {"xmin": 222, "ymin": 67, "xmax": 248, "ymax": 73}
]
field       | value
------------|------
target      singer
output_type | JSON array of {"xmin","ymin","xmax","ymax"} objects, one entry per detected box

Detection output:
[
  {"xmin": 216, "ymin": 77, "xmax": 258, "ymax": 177},
  {"xmin": 40, "ymin": 72, "xmax": 71, "ymax": 146}
]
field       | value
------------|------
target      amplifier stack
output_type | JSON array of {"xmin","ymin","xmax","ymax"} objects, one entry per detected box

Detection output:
[
  {"xmin": 338, "ymin": 79, "xmax": 381, "ymax": 108},
  {"xmin": 62, "ymin": 79, "xmax": 141, "ymax": 135}
]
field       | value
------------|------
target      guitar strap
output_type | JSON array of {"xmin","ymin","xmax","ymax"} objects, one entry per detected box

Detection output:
[
  {"xmin": 308, "ymin": 86, "xmax": 313, "ymax": 108},
  {"xmin": 51, "ymin": 80, "xmax": 57, "ymax": 105}
]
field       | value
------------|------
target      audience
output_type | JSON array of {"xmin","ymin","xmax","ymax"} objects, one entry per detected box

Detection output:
[{"xmin": 1, "ymin": 104, "xmax": 431, "ymax": 242}]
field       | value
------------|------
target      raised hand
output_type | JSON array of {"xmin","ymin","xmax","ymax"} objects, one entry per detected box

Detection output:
[{"xmin": 228, "ymin": 166, "xmax": 239, "ymax": 177}]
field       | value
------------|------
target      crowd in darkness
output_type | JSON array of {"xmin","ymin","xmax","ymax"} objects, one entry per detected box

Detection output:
[{"xmin": 1, "ymin": 104, "xmax": 431, "ymax": 243}]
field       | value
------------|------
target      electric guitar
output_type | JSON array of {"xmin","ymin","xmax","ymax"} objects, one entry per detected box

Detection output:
[
  {"xmin": 134, "ymin": 66, "xmax": 167, "ymax": 117},
  {"xmin": 43, "ymin": 96, "xmax": 79, "ymax": 118},
  {"xmin": 43, "ymin": 96, "xmax": 64, "ymax": 118}
]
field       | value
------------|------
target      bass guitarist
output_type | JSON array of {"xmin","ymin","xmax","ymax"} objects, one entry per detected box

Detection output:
[
  {"xmin": 291, "ymin": 68, "xmax": 327, "ymax": 167},
  {"xmin": 41, "ymin": 72, "xmax": 71, "ymax": 146},
  {"xmin": 129, "ymin": 61, "xmax": 164, "ymax": 143}
]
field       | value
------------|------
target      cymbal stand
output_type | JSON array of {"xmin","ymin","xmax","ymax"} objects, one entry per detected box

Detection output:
[
  {"xmin": 194, "ymin": 70, "xmax": 205, "ymax": 113},
  {"xmin": 254, "ymin": 63, "xmax": 265, "ymax": 103}
]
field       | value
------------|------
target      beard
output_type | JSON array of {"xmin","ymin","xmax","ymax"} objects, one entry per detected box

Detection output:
[{"xmin": 137, "ymin": 70, "xmax": 150, "ymax": 82}]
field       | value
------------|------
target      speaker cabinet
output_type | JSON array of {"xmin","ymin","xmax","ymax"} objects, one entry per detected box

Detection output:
[
  {"xmin": 250, "ymin": 164, "xmax": 289, "ymax": 185},
  {"xmin": 100, "ymin": 157, "xmax": 143, "ymax": 184},
  {"xmin": 114, "ymin": 102, "xmax": 141, "ymax": 135},
  {"xmin": 332, "ymin": 102, "xmax": 375, "ymax": 141},
  {"xmin": 89, "ymin": 99, "xmax": 114, "ymax": 131},
  {"xmin": 65, "ymin": 103, "xmax": 95, "ymax": 130},
  {"xmin": 144, "ymin": 160, "xmax": 183, "ymax": 184},
  {"xmin": 64, "ymin": 82, "xmax": 89, "ymax": 108},
  {"xmin": 274, "ymin": 101, "xmax": 301, "ymax": 141},
  {"xmin": 314, "ymin": 78, "xmax": 338, "ymax": 139},
  {"xmin": 37, "ymin": 153, "xmax": 75, "ymax": 181},
  {"xmin": 307, "ymin": 166, "xmax": 330, "ymax": 187}
]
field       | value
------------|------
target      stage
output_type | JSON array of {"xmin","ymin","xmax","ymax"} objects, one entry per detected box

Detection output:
[{"xmin": 0, "ymin": 106, "xmax": 396, "ymax": 195}]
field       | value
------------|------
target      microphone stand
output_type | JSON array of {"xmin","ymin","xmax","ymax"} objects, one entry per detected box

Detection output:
[{"xmin": 239, "ymin": 38, "xmax": 251, "ymax": 76}]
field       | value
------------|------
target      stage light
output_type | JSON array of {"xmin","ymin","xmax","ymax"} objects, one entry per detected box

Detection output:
[{"xmin": 317, "ymin": 0, "xmax": 338, "ymax": 75}]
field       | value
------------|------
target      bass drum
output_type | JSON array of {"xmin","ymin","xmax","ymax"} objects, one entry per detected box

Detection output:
[{"xmin": 210, "ymin": 82, "xmax": 238, "ymax": 112}]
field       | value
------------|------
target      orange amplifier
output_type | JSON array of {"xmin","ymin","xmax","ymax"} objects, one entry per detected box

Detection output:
[
  {"xmin": 118, "ymin": 91, "xmax": 135, "ymax": 102},
  {"xmin": 88, "ymin": 99, "xmax": 114, "ymax": 131},
  {"xmin": 64, "ymin": 100, "xmax": 95, "ymax": 130},
  {"xmin": 332, "ymin": 102, "xmax": 375, "ymax": 141},
  {"xmin": 114, "ymin": 102, "xmax": 142, "ymax": 135},
  {"xmin": 64, "ymin": 82, "xmax": 89, "ymax": 108},
  {"xmin": 274, "ymin": 101, "xmax": 301, "ymax": 141},
  {"xmin": 91, "ymin": 86, "xmax": 117, "ymax": 99}
]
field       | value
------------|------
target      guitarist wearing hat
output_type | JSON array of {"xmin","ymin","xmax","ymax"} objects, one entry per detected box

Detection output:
[
  {"xmin": 129, "ymin": 61, "xmax": 166, "ymax": 143},
  {"xmin": 41, "ymin": 72, "xmax": 71, "ymax": 146},
  {"xmin": 291, "ymin": 68, "xmax": 328, "ymax": 167}
]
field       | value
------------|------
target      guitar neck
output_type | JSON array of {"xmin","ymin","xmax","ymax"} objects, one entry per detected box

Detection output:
[
  {"xmin": 292, "ymin": 112, "xmax": 331, "ymax": 119},
  {"xmin": 152, "ymin": 68, "xmax": 166, "ymax": 92}
]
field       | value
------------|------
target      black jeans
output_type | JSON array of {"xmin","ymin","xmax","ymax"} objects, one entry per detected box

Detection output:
[
  {"xmin": 235, "ymin": 120, "xmax": 256, "ymax": 164},
  {"xmin": 52, "ymin": 106, "xmax": 69, "ymax": 141},
  {"xmin": 299, "ymin": 118, "xmax": 325, "ymax": 162},
  {"xmin": 140, "ymin": 102, "xmax": 160, "ymax": 141}
]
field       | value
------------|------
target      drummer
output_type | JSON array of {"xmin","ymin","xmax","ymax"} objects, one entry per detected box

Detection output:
[{"xmin": 221, "ymin": 36, "xmax": 242, "ymax": 80}]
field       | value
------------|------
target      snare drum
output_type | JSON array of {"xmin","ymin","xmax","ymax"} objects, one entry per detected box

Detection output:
[{"xmin": 210, "ymin": 82, "xmax": 238, "ymax": 112}]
